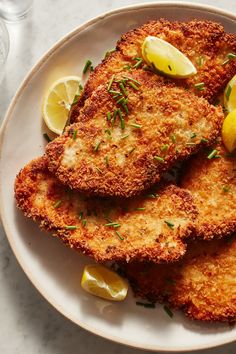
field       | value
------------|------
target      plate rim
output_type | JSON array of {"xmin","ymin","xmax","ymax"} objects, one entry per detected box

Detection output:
[{"xmin": 0, "ymin": 2, "xmax": 236, "ymax": 351}]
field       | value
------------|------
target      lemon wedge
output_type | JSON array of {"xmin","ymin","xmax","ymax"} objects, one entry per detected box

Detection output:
[
  {"xmin": 81, "ymin": 264, "xmax": 128, "ymax": 301},
  {"xmin": 222, "ymin": 109, "xmax": 236, "ymax": 152},
  {"xmin": 42, "ymin": 76, "xmax": 81, "ymax": 135},
  {"xmin": 224, "ymin": 75, "xmax": 236, "ymax": 113},
  {"xmin": 142, "ymin": 36, "xmax": 197, "ymax": 78}
]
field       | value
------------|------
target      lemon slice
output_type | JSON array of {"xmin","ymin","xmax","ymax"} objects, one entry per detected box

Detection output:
[
  {"xmin": 81, "ymin": 264, "xmax": 128, "ymax": 301},
  {"xmin": 42, "ymin": 76, "xmax": 81, "ymax": 135},
  {"xmin": 142, "ymin": 36, "xmax": 197, "ymax": 78},
  {"xmin": 222, "ymin": 109, "xmax": 236, "ymax": 152},
  {"xmin": 224, "ymin": 75, "xmax": 236, "ymax": 112}
]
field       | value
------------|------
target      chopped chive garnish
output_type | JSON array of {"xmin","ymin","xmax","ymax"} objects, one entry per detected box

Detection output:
[
  {"xmin": 107, "ymin": 112, "xmax": 112, "ymax": 121},
  {"xmin": 133, "ymin": 58, "xmax": 143, "ymax": 69},
  {"xmin": 119, "ymin": 82, "xmax": 127, "ymax": 96},
  {"xmin": 43, "ymin": 133, "xmax": 51, "ymax": 143},
  {"xmin": 65, "ymin": 225, "xmax": 77, "ymax": 230},
  {"xmin": 146, "ymin": 193, "xmax": 157, "ymax": 199},
  {"xmin": 82, "ymin": 219, "xmax": 87, "ymax": 227},
  {"xmin": 170, "ymin": 134, "xmax": 176, "ymax": 143},
  {"xmin": 123, "ymin": 76, "xmax": 141, "ymax": 85},
  {"xmin": 116, "ymin": 97, "xmax": 125, "ymax": 105},
  {"xmin": 72, "ymin": 129, "xmax": 78, "ymax": 140},
  {"xmin": 207, "ymin": 149, "xmax": 218, "ymax": 159},
  {"xmin": 123, "ymin": 64, "xmax": 131, "ymax": 71},
  {"xmin": 105, "ymin": 156, "xmax": 109, "ymax": 166},
  {"xmin": 112, "ymin": 94, "xmax": 120, "ymax": 99},
  {"xmin": 53, "ymin": 200, "xmax": 62, "ymax": 208},
  {"xmin": 115, "ymin": 231, "xmax": 124, "ymax": 240},
  {"xmin": 95, "ymin": 167, "xmax": 103, "ymax": 174},
  {"xmin": 222, "ymin": 186, "xmax": 230, "ymax": 192},
  {"xmin": 105, "ymin": 48, "xmax": 116, "ymax": 58},
  {"xmin": 194, "ymin": 82, "xmax": 205, "ymax": 90},
  {"xmin": 105, "ymin": 222, "xmax": 120, "ymax": 227},
  {"xmin": 135, "ymin": 207, "xmax": 145, "ymax": 211},
  {"xmin": 121, "ymin": 134, "xmax": 129, "ymax": 139},
  {"xmin": 168, "ymin": 64, "xmax": 172, "ymax": 71},
  {"xmin": 83, "ymin": 59, "xmax": 92, "ymax": 74},
  {"xmin": 161, "ymin": 144, "xmax": 169, "ymax": 152},
  {"xmin": 117, "ymin": 108, "xmax": 125, "ymax": 130},
  {"xmin": 71, "ymin": 93, "xmax": 80, "ymax": 106},
  {"xmin": 127, "ymin": 81, "xmax": 140, "ymax": 90},
  {"xmin": 197, "ymin": 56, "xmax": 204, "ymax": 67},
  {"xmin": 107, "ymin": 74, "xmax": 115, "ymax": 91},
  {"xmin": 122, "ymin": 103, "xmax": 129, "ymax": 114},
  {"xmin": 191, "ymin": 133, "xmax": 197, "ymax": 139},
  {"xmin": 154, "ymin": 156, "xmax": 165, "ymax": 164},
  {"xmin": 164, "ymin": 220, "xmax": 174, "ymax": 229},
  {"xmin": 227, "ymin": 53, "xmax": 236, "ymax": 59},
  {"xmin": 112, "ymin": 108, "xmax": 119, "ymax": 126},
  {"xmin": 79, "ymin": 84, "xmax": 83, "ymax": 91},
  {"xmin": 105, "ymin": 129, "xmax": 111, "ymax": 135},
  {"xmin": 201, "ymin": 138, "xmax": 208, "ymax": 143},
  {"xmin": 129, "ymin": 147, "xmax": 136, "ymax": 154},
  {"xmin": 90, "ymin": 66, "xmax": 94, "ymax": 72},
  {"xmin": 79, "ymin": 211, "xmax": 83, "ymax": 220},
  {"xmin": 130, "ymin": 123, "xmax": 142, "ymax": 129},
  {"xmin": 136, "ymin": 301, "xmax": 155, "ymax": 308},
  {"xmin": 163, "ymin": 305, "xmax": 174, "ymax": 318},
  {"xmin": 109, "ymin": 90, "xmax": 122, "ymax": 95},
  {"xmin": 94, "ymin": 141, "xmax": 101, "ymax": 152},
  {"xmin": 222, "ymin": 59, "xmax": 230, "ymax": 66},
  {"xmin": 226, "ymin": 85, "xmax": 232, "ymax": 100}
]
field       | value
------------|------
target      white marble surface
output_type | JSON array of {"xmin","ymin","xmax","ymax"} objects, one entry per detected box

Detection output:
[{"xmin": 0, "ymin": 0, "xmax": 236, "ymax": 353}]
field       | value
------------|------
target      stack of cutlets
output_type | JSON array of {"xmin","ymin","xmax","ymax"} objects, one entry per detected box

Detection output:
[{"xmin": 15, "ymin": 19, "xmax": 236, "ymax": 322}]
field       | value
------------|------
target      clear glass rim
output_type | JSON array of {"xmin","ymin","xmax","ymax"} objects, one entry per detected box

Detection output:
[{"xmin": 0, "ymin": 18, "xmax": 10, "ymax": 63}]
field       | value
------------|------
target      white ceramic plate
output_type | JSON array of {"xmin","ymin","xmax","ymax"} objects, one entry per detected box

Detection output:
[{"xmin": 0, "ymin": 2, "xmax": 236, "ymax": 351}]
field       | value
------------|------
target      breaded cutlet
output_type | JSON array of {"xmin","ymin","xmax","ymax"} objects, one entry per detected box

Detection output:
[
  {"xmin": 181, "ymin": 142, "xmax": 236, "ymax": 239},
  {"xmin": 70, "ymin": 19, "xmax": 236, "ymax": 122},
  {"xmin": 45, "ymin": 70, "xmax": 223, "ymax": 197},
  {"xmin": 14, "ymin": 156, "xmax": 197, "ymax": 263},
  {"xmin": 123, "ymin": 236, "xmax": 236, "ymax": 322}
]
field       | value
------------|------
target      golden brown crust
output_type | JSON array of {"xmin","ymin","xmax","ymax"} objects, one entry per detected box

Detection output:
[
  {"xmin": 14, "ymin": 157, "xmax": 197, "ymax": 263},
  {"xmin": 70, "ymin": 19, "xmax": 236, "ymax": 122},
  {"xmin": 180, "ymin": 142, "xmax": 236, "ymax": 239},
  {"xmin": 123, "ymin": 237, "xmax": 236, "ymax": 322},
  {"xmin": 46, "ymin": 70, "xmax": 223, "ymax": 197}
]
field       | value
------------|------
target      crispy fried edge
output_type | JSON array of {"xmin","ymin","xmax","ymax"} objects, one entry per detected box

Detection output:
[
  {"xmin": 14, "ymin": 157, "xmax": 197, "ymax": 263},
  {"xmin": 46, "ymin": 71, "xmax": 224, "ymax": 197},
  {"xmin": 123, "ymin": 237, "xmax": 236, "ymax": 322},
  {"xmin": 70, "ymin": 19, "xmax": 236, "ymax": 122},
  {"xmin": 180, "ymin": 142, "xmax": 236, "ymax": 240}
]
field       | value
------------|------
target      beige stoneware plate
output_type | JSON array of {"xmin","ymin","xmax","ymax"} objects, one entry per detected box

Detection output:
[{"xmin": 0, "ymin": 2, "xmax": 236, "ymax": 351}]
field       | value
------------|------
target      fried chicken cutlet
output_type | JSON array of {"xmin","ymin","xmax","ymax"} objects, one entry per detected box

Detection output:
[
  {"xmin": 14, "ymin": 157, "xmax": 197, "ymax": 263},
  {"xmin": 123, "ymin": 236, "xmax": 236, "ymax": 322},
  {"xmin": 181, "ymin": 142, "xmax": 236, "ymax": 239},
  {"xmin": 46, "ymin": 70, "xmax": 223, "ymax": 197},
  {"xmin": 70, "ymin": 19, "xmax": 236, "ymax": 122}
]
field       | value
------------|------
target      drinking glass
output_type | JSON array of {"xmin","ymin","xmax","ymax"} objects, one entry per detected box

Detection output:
[
  {"xmin": 0, "ymin": 0, "xmax": 33, "ymax": 21},
  {"xmin": 0, "ymin": 18, "xmax": 9, "ymax": 84}
]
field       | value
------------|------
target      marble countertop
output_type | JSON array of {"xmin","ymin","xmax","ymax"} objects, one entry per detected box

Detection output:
[{"xmin": 0, "ymin": 0, "xmax": 235, "ymax": 353}]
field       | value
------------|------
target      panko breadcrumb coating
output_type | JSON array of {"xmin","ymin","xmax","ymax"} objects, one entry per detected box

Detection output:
[
  {"xmin": 14, "ymin": 156, "xmax": 197, "ymax": 263},
  {"xmin": 46, "ymin": 70, "xmax": 223, "ymax": 197},
  {"xmin": 181, "ymin": 142, "xmax": 236, "ymax": 239},
  {"xmin": 70, "ymin": 19, "xmax": 236, "ymax": 122},
  {"xmin": 123, "ymin": 236, "xmax": 236, "ymax": 322}
]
